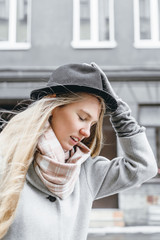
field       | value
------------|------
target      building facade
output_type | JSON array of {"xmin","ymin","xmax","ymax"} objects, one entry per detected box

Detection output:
[{"xmin": 0, "ymin": 0, "xmax": 160, "ymax": 226}]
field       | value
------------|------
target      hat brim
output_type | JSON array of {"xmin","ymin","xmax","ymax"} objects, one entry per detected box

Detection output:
[{"xmin": 30, "ymin": 85, "xmax": 117, "ymax": 112}]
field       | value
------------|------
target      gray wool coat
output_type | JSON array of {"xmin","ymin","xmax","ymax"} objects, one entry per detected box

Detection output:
[{"xmin": 1, "ymin": 99, "xmax": 158, "ymax": 240}]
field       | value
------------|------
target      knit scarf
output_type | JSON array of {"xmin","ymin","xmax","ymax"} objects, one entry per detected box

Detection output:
[{"xmin": 34, "ymin": 122, "xmax": 91, "ymax": 199}]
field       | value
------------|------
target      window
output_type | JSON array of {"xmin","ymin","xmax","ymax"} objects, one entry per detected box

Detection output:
[
  {"xmin": 72, "ymin": 0, "xmax": 117, "ymax": 48},
  {"xmin": 139, "ymin": 104, "xmax": 160, "ymax": 177},
  {"xmin": 0, "ymin": 0, "xmax": 31, "ymax": 50},
  {"xmin": 134, "ymin": 0, "xmax": 160, "ymax": 48}
]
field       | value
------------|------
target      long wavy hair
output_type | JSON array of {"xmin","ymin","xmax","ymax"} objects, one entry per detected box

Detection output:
[{"xmin": 0, "ymin": 92, "xmax": 105, "ymax": 238}]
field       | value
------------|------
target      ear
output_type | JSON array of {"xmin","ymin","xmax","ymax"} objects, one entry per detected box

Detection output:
[{"xmin": 47, "ymin": 93, "xmax": 56, "ymax": 98}]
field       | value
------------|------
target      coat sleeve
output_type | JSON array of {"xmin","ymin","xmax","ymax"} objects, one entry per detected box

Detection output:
[{"xmin": 83, "ymin": 131, "xmax": 158, "ymax": 200}]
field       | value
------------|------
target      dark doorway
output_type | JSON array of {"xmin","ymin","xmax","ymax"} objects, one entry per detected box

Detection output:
[{"xmin": 92, "ymin": 116, "xmax": 118, "ymax": 208}]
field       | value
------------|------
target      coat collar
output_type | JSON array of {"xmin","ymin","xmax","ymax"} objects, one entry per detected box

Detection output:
[{"xmin": 26, "ymin": 162, "xmax": 57, "ymax": 198}]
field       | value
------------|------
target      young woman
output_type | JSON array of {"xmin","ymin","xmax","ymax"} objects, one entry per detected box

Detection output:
[{"xmin": 0, "ymin": 63, "xmax": 158, "ymax": 240}]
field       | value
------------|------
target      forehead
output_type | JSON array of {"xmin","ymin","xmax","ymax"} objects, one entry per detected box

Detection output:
[{"xmin": 67, "ymin": 93, "xmax": 102, "ymax": 120}]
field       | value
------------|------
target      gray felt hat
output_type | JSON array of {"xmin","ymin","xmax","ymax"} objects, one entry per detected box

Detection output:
[{"xmin": 30, "ymin": 63, "xmax": 118, "ymax": 112}]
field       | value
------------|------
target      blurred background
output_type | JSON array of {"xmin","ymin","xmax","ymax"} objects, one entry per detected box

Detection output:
[{"xmin": 0, "ymin": 0, "xmax": 160, "ymax": 239}]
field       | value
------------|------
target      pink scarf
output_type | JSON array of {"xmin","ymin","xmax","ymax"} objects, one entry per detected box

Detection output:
[{"xmin": 34, "ymin": 122, "xmax": 91, "ymax": 199}]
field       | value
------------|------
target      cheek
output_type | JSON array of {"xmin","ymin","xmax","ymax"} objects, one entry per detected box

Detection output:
[
  {"xmin": 63, "ymin": 117, "xmax": 76, "ymax": 132},
  {"xmin": 51, "ymin": 108, "xmax": 79, "ymax": 136},
  {"xmin": 51, "ymin": 113, "xmax": 71, "ymax": 134}
]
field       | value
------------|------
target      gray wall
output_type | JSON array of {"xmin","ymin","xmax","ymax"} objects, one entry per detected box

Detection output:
[{"xmin": 0, "ymin": 0, "xmax": 160, "ymax": 68}]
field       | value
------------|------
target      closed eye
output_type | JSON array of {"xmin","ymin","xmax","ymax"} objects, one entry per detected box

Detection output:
[
  {"xmin": 78, "ymin": 115, "xmax": 86, "ymax": 121},
  {"xmin": 78, "ymin": 109, "xmax": 98, "ymax": 127}
]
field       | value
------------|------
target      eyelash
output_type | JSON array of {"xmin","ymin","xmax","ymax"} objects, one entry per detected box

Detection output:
[{"xmin": 78, "ymin": 115, "xmax": 85, "ymax": 121}]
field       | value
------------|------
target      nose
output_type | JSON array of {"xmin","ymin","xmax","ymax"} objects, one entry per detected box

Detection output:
[{"xmin": 80, "ymin": 126, "xmax": 90, "ymax": 138}]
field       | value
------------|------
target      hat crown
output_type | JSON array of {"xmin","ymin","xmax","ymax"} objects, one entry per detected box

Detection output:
[
  {"xmin": 47, "ymin": 64, "xmax": 103, "ymax": 90},
  {"xmin": 30, "ymin": 63, "xmax": 118, "ymax": 112}
]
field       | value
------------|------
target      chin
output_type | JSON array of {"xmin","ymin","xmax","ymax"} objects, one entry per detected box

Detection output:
[
  {"xmin": 62, "ymin": 144, "xmax": 73, "ymax": 151},
  {"xmin": 65, "ymin": 147, "xmax": 73, "ymax": 151}
]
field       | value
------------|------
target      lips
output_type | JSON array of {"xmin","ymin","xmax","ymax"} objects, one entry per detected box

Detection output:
[{"xmin": 70, "ymin": 136, "xmax": 80, "ymax": 143}]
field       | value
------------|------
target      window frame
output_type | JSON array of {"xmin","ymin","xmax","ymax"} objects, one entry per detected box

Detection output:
[
  {"xmin": 134, "ymin": 0, "xmax": 160, "ymax": 48},
  {"xmin": 71, "ymin": 0, "xmax": 117, "ymax": 49},
  {"xmin": 0, "ymin": 0, "xmax": 32, "ymax": 50}
]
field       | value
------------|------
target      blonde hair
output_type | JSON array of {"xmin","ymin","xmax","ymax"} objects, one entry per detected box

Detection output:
[{"xmin": 0, "ymin": 92, "xmax": 105, "ymax": 238}]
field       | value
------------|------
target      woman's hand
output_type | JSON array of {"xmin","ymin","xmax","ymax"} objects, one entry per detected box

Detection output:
[{"xmin": 89, "ymin": 62, "xmax": 143, "ymax": 137}]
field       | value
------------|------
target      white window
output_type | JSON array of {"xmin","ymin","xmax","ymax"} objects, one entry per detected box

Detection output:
[
  {"xmin": 0, "ymin": 0, "xmax": 31, "ymax": 50},
  {"xmin": 134, "ymin": 0, "xmax": 160, "ymax": 48},
  {"xmin": 71, "ymin": 0, "xmax": 117, "ymax": 48}
]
